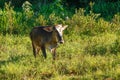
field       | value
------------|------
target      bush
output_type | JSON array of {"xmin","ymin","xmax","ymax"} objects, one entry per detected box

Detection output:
[
  {"xmin": 66, "ymin": 8, "xmax": 120, "ymax": 36},
  {"xmin": 35, "ymin": 15, "xmax": 47, "ymax": 26},
  {"xmin": 0, "ymin": 1, "xmax": 35, "ymax": 35},
  {"xmin": 0, "ymin": 2, "xmax": 16, "ymax": 34},
  {"xmin": 66, "ymin": 9, "xmax": 100, "ymax": 36},
  {"xmin": 0, "ymin": 1, "xmax": 120, "ymax": 36},
  {"xmin": 83, "ymin": 33, "xmax": 120, "ymax": 55}
]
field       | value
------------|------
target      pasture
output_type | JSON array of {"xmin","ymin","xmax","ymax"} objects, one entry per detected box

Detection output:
[
  {"xmin": 0, "ymin": 34, "xmax": 120, "ymax": 80},
  {"xmin": 0, "ymin": 1, "xmax": 120, "ymax": 80}
]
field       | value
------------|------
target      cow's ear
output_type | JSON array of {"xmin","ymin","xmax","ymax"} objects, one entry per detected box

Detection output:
[
  {"xmin": 62, "ymin": 25, "xmax": 68, "ymax": 30},
  {"xmin": 43, "ymin": 27, "xmax": 53, "ymax": 32}
]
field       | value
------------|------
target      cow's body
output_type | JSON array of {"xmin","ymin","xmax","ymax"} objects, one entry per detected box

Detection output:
[{"xmin": 30, "ymin": 24, "xmax": 67, "ymax": 60}]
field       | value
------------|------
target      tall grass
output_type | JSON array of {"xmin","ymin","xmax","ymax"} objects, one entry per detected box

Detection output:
[{"xmin": 0, "ymin": 34, "xmax": 120, "ymax": 79}]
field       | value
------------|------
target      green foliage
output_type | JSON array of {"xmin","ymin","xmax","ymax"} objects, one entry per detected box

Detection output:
[
  {"xmin": 35, "ymin": 13, "xmax": 64, "ymax": 26},
  {"xmin": 91, "ymin": 1, "xmax": 120, "ymax": 20},
  {"xmin": 0, "ymin": 1, "xmax": 67, "ymax": 35},
  {"xmin": 0, "ymin": 1, "xmax": 120, "ymax": 35},
  {"xmin": 48, "ymin": 13, "xmax": 64, "ymax": 25},
  {"xmin": 35, "ymin": 15, "xmax": 47, "ymax": 26},
  {"xmin": 66, "ymin": 8, "xmax": 120, "ymax": 36},
  {"xmin": 0, "ymin": 2, "xmax": 16, "ymax": 34},
  {"xmin": 66, "ymin": 9, "xmax": 99, "ymax": 36},
  {"xmin": 0, "ymin": 2, "xmax": 34, "ymax": 35},
  {"xmin": 22, "ymin": 1, "xmax": 33, "ymax": 19},
  {"xmin": 21, "ymin": 1, "xmax": 34, "ymax": 34}
]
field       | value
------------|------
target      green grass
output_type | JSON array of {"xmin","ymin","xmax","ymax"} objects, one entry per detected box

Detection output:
[{"xmin": 0, "ymin": 34, "xmax": 120, "ymax": 80}]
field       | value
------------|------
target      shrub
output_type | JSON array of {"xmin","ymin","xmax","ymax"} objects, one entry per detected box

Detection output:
[
  {"xmin": 0, "ymin": 1, "xmax": 35, "ymax": 35},
  {"xmin": 83, "ymin": 33, "xmax": 120, "ymax": 55},
  {"xmin": 66, "ymin": 8, "xmax": 120, "ymax": 36},
  {"xmin": 0, "ymin": 2, "xmax": 16, "ymax": 34},
  {"xmin": 21, "ymin": 1, "xmax": 34, "ymax": 34},
  {"xmin": 111, "ymin": 13, "xmax": 120, "ymax": 34},
  {"xmin": 35, "ymin": 15, "xmax": 47, "ymax": 26},
  {"xmin": 48, "ymin": 13, "xmax": 64, "ymax": 25},
  {"xmin": 66, "ymin": 9, "xmax": 100, "ymax": 36}
]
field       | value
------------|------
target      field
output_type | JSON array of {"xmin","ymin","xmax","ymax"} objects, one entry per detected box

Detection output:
[
  {"xmin": 0, "ymin": 33, "xmax": 120, "ymax": 80},
  {"xmin": 0, "ymin": 1, "xmax": 120, "ymax": 80}
]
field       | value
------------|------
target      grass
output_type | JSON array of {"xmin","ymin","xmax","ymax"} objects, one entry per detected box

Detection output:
[{"xmin": 0, "ymin": 34, "xmax": 120, "ymax": 80}]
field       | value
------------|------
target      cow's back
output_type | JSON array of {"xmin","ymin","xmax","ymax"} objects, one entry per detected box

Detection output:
[{"xmin": 30, "ymin": 26, "xmax": 52, "ymax": 45}]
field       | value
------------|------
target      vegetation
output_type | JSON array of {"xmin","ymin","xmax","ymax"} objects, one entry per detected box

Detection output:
[
  {"xmin": 1, "ymin": 34, "xmax": 120, "ymax": 80},
  {"xmin": 0, "ymin": 0, "xmax": 120, "ymax": 80}
]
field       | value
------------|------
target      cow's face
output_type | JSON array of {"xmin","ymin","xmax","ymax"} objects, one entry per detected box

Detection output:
[
  {"xmin": 42, "ymin": 24, "xmax": 68, "ymax": 44},
  {"xmin": 55, "ymin": 24, "xmax": 68, "ymax": 44}
]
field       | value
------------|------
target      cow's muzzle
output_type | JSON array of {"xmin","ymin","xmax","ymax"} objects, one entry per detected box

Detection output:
[{"xmin": 59, "ymin": 40, "xmax": 64, "ymax": 44}]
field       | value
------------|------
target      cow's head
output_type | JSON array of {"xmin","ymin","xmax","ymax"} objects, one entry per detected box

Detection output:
[
  {"xmin": 54, "ymin": 24, "xmax": 68, "ymax": 44},
  {"xmin": 43, "ymin": 24, "xmax": 68, "ymax": 44}
]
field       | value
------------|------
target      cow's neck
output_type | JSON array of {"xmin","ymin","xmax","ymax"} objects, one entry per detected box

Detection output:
[{"xmin": 50, "ymin": 31, "xmax": 58, "ymax": 43}]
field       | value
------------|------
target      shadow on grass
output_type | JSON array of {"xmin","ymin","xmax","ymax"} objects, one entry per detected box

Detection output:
[
  {"xmin": 0, "ymin": 54, "xmax": 31, "ymax": 66},
  {"xmin": 0, "ymin": 55, "xmax": 27, "ymax": 78}
]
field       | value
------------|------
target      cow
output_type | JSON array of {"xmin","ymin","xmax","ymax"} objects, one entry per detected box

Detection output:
[{"xmin": 30, "ymin": 24, "xmax": 68, "ymax": 60}]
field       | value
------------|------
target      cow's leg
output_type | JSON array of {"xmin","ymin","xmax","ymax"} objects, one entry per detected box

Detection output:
[
  {"xmin": 36, "ymin": 47, "xmax": 40, "ymax": 55},
  {"xmin": 51, "ymin": 48, "xmax": 56, "ymax": 60},
  {"xmin": 32, "ymin": 42, "xmax": 37, "ymax": 58},
  {"xmin": 41, "ymin": 45, "xmax": 47, "ymax": 59}
]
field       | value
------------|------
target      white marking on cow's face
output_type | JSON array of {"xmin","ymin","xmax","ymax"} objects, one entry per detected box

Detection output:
[
  {"xmin": 55, "ymin": 24, "xmax": 68, "ymax": 43},
  {"xmin": 56, "ymin": 24, "xmax": 63, "ymax": 37},
  {"xmin": 55, "ymin": 24, "xmax": 68, "ymax": 36}
]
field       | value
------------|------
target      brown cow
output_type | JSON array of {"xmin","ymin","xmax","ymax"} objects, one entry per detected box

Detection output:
[{"xmin": 30, "ymin": 24, "xmax": 67, "ymax": 60}]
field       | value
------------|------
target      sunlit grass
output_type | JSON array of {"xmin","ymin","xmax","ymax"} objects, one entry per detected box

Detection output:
[{"xmin": 0, "ymin": 34, "xmax": 120, "ymax": 80}]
